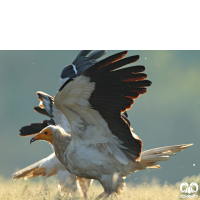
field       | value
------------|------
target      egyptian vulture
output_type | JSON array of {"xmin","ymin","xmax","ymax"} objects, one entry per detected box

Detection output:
[
  {"xmin": 15, "ymin": 50, "xmax": 107, "ymax": 198},
  {"xmin": 19, "ymin": 50, "xmax": 107, "ymax": 137},
  {"xmin": 17, "ymin": 91, "xmax": 129, "ymax": 198},
  {"xmin": 16, "ymin": 101, "xmax": 92, "ymax": 198},
  {"xmin": 29, "ymin": 51, "xmax": 192, "ymax": 199}
]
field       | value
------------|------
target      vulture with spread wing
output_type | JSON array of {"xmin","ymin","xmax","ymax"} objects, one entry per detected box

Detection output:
[
  {"xmin": 16, "ymin": 95, "xmax": 92, "ymax": 198},
  {"xmin": 29, "ymin": 51, "xmax": 192, "ymax": 199},
  {"xmin": 15, "ymin": 51, "xmax": 107, "ymax": 199}
]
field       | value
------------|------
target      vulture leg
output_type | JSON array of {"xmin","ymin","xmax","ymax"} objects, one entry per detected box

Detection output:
[{"xmin": 77, "ymin": 177, "xmax": 93, "ymax": 199}]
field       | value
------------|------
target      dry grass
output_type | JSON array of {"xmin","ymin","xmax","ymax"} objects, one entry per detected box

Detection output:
[{"xmin": 1, "ymin": 177, "xmax": 196, "ymax": 200}]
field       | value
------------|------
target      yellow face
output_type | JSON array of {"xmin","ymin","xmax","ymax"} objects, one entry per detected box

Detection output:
[{"xmin": 30, "ymin": 127, "xmax": 54, "ymax": 144}]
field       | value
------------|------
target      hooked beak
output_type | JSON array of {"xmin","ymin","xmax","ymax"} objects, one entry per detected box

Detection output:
[
  {"xmin": 30, "ymin": 137, "xmax": 36, "ymax": 144},
  {"xmin": 29, "ymin": 129, "xmax": 53, "ymax": 145},
  {"xmin": 30, "ymin": 134, "xmax": 42, "ymax": 144}
]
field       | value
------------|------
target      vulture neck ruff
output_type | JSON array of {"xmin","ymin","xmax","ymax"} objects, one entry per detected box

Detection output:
[{"xmin": 52, "ymin": 126, "xmax": 71, "ymax": 166}]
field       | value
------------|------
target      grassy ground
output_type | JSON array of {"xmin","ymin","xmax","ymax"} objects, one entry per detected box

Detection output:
[{"xmin": 0, "ymin": 177, "xmax": 194, "ymax": 200}]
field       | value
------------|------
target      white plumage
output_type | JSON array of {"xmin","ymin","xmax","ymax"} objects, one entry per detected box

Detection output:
[
  {"xmin": 13, "ymin": 153, "xmax": 92, "ymax": 198},
  {"xmin": 16, "ymin": 50, "xmax": 108, "ymax": 198},
  {"xmin": 28, "ymin": 51, "xmax": 193, "ymax": 199},
  {"xmin": 13, "ymin": 153, "xmax": 74, "ymax": 186},
  {"xmin": 16, "ymin": 91, "xmax": 93, "ymax": 199},
  {"xmin": 31, "ymin": 126, "xmax": 192, "ymax": 199}
]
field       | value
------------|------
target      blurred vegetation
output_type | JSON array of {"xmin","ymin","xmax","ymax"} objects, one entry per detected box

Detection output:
[
  {"xmin": 1, "ymin": 174, "xmax": 199, "ymax": 199},
  {"xmin": 0, "ymin": 178, "xmax": 181, "ymax": 200},
  {"xmin": 0, "ymin": 51, "xmax": 199, "ymax": 185}
]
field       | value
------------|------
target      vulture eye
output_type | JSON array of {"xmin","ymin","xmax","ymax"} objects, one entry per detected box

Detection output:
[{"xmin": 44, "ymin": 131, "xmax": 48, "ymax": 134}]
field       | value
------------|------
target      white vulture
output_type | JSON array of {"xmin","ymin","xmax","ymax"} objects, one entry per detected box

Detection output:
[
  {"xmin": 14, "ymin": 50, "xmax": 107, "ymax": 199},
  {"xmin": 28, "ymin": 51, "xmax": 192, "ymax": 199},
  {"xmin": 15, "ymin": 100, "xmax": 92, "ymax": 198}
]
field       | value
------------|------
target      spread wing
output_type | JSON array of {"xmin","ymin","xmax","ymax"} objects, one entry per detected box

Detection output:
[
  {"xmin": 36, "ymin": 91, "xmax": 71, "ymax": 133},
  {"xmin": 33, "ymin": 106, "xmax": 50, "ymax": 117},
  {"xmin": 20, "ymin": 50, "xmax": 106, "ymax": 137},
  {"xmin": 55, "ymin": 51, "xmax": 152, "ymax": 164},
  {"xmin": 19, "ymin": 93, "xmax": 56, "ymax": 137},
  {"xmin": 19, "ymin": 120, "xmax": 52, "ymax": 137},
  {"xmin": 12, "ymin": 153, "xmax": 61, "ymax": 179},
  {"xmin": 60, "ymin": 50, "xmax": 106, "ymax": 87},
  {"xmin": 19, "ymin": 92, "xmax": 71, "ymax": 137}
]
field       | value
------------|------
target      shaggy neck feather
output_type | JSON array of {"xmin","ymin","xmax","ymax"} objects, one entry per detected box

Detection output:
[{"xmin": 52, "ymin": 126, "xmax": 71, "ymax": 166}]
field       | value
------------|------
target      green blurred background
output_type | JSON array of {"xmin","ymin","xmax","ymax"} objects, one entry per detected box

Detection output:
[{"xmin": 0, "ymin": 50, "xmax": 199, "ymax": 185}]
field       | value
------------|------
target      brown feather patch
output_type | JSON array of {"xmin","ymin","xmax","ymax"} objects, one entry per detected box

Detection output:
[{"xmin": 97, "ymin": 51, "xmax": 128, "ymax": 69}]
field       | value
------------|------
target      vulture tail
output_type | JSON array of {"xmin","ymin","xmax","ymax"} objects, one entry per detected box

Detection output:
[{"xmin": 134, "ymin": 143, "xmax": 193, "ymax": 171}]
